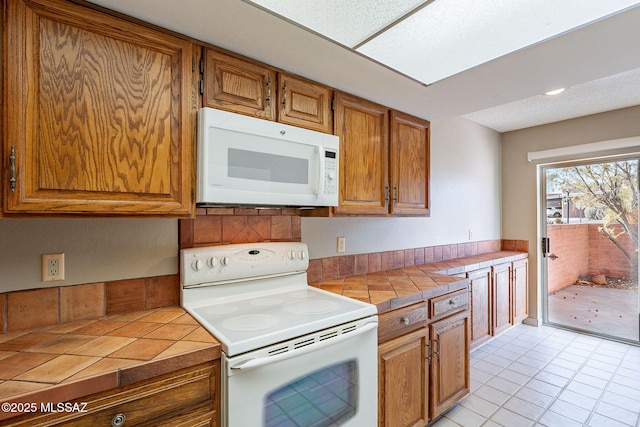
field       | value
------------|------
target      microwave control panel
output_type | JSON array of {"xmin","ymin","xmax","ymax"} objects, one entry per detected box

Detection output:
[{"xmin": 324, "ymin": 150, "xmax": 338, "ymax": 195}]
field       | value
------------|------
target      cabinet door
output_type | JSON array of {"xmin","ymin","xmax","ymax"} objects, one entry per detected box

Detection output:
[
  {"xmin": 512, "ymin": 259, "xmax": 529, "ymax": 324},
  {"xmin": 277, "ymin": 73, "xmax": 333, "ymax": 133},
  {"xmin": 430, "ymin": 311, "xmax": 470, "ymax": 419},
  {"xmin": 378, "ymin": 328, "xmax": 429, "ymax": 427},
  {"xmin": 492, "ymin": 263, "xmax": 513, "ymax": 335},
  {"xmin": 389, "ymin": 111, "xmax": 430, "ymax": 215},
  {"xmin": 333, "ymin": 92, "xmax": 389, "ymax": 215},
  {"xmin": 468, "ymin": 268, "xmax": 492, "ymax": 348},
  {"xmin": 4, "ymin": 0, "xmax": 194, "ymax": 216},
  {"xmin": 202, "ymin": 49, "xmax": 276, "ymax": 120}
]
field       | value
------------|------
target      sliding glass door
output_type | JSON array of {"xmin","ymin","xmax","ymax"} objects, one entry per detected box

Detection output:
[{"xmin": 541, "ymin": 157, "xmax": 639, "ymax": 343}]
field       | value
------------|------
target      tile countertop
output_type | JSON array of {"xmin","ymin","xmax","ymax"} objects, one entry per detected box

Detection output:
[
  {"xmin": 310, "ymin": 251, "xmax": 529, "ymax": 313},
  {"xmin": 0, "ymin": 306, "xmax": 220, "ymax": 420}
]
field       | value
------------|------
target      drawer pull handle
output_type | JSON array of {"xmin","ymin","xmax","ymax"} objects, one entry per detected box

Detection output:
[
  {"xmin": 401, "ymin": 316, "xmax": 410, "ymax": 325},
  {"xmin": 112, "ymin": 413, "xmax": 126, "ymax": 427},
  {"xmin": 449, "ymin": 299, "xmax": 455, "ymax": 305}
]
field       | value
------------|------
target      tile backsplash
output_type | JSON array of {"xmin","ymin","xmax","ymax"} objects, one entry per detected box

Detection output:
[{"xmin": 0, "ymin": 206, "xmax": 528, "ymax": 334}]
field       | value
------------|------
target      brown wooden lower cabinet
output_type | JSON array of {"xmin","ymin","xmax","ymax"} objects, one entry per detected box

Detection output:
[
  {"xmin": 3, "ymin": 361, "xmax": 219, "ymax": 427},
  {"xmin": 468, "ymin": 258, "xmax": 529, "ymax": 348},
  {"xmin": 378, "ymin": 328, "xmax": 430, "ymax": 427},
  {"xmin": 429, "ymin": 311, "xmax": 470, "ymax": 419},
  {"xmin": 378, "ymin": 291, "xmax": 470, "ymax": 427}
]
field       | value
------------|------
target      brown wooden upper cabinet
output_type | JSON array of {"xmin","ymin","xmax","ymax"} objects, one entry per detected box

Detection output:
[
  {"xmin": 333, "ymin": 92, "xmax": 390, "ymax": 215},
  {"xmin": 202, "ymin": 49, "xmax": 276, "ymax": 120},
  {"xmin": 390, "ymin": 111, "xmax": 430, "ymax": 215},
  {"xmin": 3, "ymin": 0, "xmax": 195, "ymax": 216},
  {"xmin": 277, "ymin": 73, "xmax": 333, "ymax": 134},
  {"xmin": 202, "ymin": 50, "xmax": 333, "ymax": 133},
  {"xmin": 333, "ymin": 93, "xmax": 430, "ymax": 216}
]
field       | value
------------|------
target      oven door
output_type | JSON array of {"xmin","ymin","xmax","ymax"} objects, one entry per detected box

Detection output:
[{"xmin": 222, "ymin": 318, "xmax": 378, "ymax": 427}]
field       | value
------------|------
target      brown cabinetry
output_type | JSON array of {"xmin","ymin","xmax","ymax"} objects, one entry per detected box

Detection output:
[
  {"xmin": 468, "ymin": 268, "xmax": 493, "ymax": 348},
  {"xmin": 4, "ymin": 361, "xmax": 220, "ymax": 426},
  {"xmin": 332, "ymin": 93, "xmax": 429, "ymax": 216},
  {"xmin": 389, "ymin": 111, "xmax": 430, "ymax": 215},
  {"xmin": 429, "ymin": 311, "xmax": 470, "ymax": 419},
  {"xmin": 334, "ymin": 92, "xmax": 389, "ymax": 215},
  {"xmin": 492, "ymin": 262, "xmax": 513, "ymax": 336},
  {"xmin": 512, "ymin": 259, "xmax": 529, "ymax": 324},
  {"xmin": 377, "ymin": 291, "xmax": 469, "ymax": 426},
  {"xmin": 378, "ymin": 328, "xmax": 430, "ymax": 427},
  {"xmin": 3, "ymin": 0, "xmax": 195, "ymax": 216},
  {"xmin": 468, "ymin": 259, "xmax": 529, "ymax": 348},
  {"xmin": 202, "ymin": 49, "xmax": 276, "ymax": 120},
  {"xmin": 277, "ymin": 73, "xmax": 333, "ymax": 133}
]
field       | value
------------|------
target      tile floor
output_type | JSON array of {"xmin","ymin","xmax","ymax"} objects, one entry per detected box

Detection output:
[{"xmin": 433, "ymin": 324, "xmax": 640, "ymax": 427}]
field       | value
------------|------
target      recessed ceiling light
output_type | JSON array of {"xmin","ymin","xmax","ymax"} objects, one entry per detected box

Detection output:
[{"xmin": 545, "ymin": 88, "xmax": 566, "ymax": 96}]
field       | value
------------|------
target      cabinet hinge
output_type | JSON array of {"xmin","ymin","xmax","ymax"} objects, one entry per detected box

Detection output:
[
  {"xmin": 331, "ymin": 98, "xmax": 335, "ymax": 111},
  {"xmin": 199, "ymin": 57, "xmax": 204, "ymax": 74},
  {"xmin": 192, "ymin": 58, "xmax": 195, "ymax": 72},
  {"xmin": 199, "ymin": 80, "xmax": 204, "ymax": 95}
]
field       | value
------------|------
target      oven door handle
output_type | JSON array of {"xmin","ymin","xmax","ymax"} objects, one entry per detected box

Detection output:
[{"xmin": 229, "ymin": 321, "xmax": 377, "ymax": 372}]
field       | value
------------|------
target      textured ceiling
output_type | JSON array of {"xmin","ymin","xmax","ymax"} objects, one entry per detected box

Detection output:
[{"xmin": 87, "ymin": 0, "xmax": 640, "ymax": 132}]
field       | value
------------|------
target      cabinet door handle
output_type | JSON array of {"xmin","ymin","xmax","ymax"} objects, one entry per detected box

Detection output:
[
  {"xmin": 282, "ymin": 82, "xmax": 287, "ymax": 107},
  {"xmin": 9, "ymin": 145, "xmax": 16, "ymax": 192},
  {"xmin": 266, "ymin": 76, "xmax": 271, "ymax": 105},
  {"xmin": 433, "ymin": 339, "xmax": 440, "ymax": 359}
]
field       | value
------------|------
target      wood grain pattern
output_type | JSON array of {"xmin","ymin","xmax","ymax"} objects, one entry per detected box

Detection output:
[
  {"xmin": 390, "ymin": 111, "xmax": 430, "ymax": 215},
  {"xmin": 4, "ymin": 361, "xmax": 219, "ymax": 427},
  {"xmin": 492, "ymin": 263, "xmax": 513, "ymax": 335},
  {"xmin": 378, "ymin": 328, "xmax": 429, "ymax": 427},
  {"xmin": 429, "ymin": 312, "xmax": 470, "ymax": 419},
  {"xmin": 333, "ymin": 92, "xmax": 389, "ymax": 215},
  {"xmin": 203, "ymin": 49, "xmax": 275, "ymax": 120},
  {"xmin": 468, "ymin": 268, "xmax": 493, "ymax": 348},
  {"xmin": 512, "ymin": 259, "xmax": 529, "ymax": 323},
  {"xmin": 277, "ymin": 73, "xmax": 333, "ymax": 133},
  {"xmin": 378, "ymin": 301, "xmax": 427, "ymax": 344},
  {"xmin": 4, "ymin": 0, "xmax": 194, "ymax": 215}
]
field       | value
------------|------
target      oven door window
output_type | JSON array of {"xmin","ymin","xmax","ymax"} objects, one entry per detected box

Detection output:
[{"xmin": 264, "ymin": 360, "xmax": 357, "ymax": 427}]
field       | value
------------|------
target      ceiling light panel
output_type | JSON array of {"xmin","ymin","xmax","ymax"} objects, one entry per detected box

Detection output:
[
  {"xmin": 356, "ymin": 0, "xmax": 640, "ymax": 84},
  {"xmin": 246, "ymin": 0, "xmax": 426, "ymax": 47}
]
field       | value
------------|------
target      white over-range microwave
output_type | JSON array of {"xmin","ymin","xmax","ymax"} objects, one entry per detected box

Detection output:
[{"xmin": 197, "ymin": 107, "xmax": 339, "ymax": 208}]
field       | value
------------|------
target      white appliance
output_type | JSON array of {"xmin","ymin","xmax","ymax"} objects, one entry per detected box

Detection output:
[
  {"xmin": 181, "ymin": 242, "xmax": 378, "ymax": 427},
  {"xmin": 197, "ymin": 107, "xmax": 339, "ymax": 207}
]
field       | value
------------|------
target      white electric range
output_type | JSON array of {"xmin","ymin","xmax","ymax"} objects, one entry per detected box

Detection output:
[{"xmin": 181, "ymin": 242, "xmax": 378, "ymax": 427}]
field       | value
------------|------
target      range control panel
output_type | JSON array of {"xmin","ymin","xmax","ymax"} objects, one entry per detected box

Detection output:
[{"xmin": 181, "ymin": 242, "xmax": 309, "ymax": 288}]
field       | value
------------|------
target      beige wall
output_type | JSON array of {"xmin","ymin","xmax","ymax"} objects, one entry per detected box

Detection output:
[
  {"xmin": 502, "ymin": 105, "xmax": 640, "ymax": 323},
  {"xmin": 0, "ymin": 218, "xmax": 178, "ymax": 293}
]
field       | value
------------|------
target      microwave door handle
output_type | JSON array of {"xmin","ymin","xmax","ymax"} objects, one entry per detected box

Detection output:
[
  {"xmin": 229, "ymin": 321, "xmax": 377, "ymax": 373},
  {"xmin": 316, "ymin": 147, "xmax": 325, "ymax": 196}
]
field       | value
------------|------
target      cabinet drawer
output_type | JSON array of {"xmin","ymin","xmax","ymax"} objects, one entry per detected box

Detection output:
[
  {"xmin": 5, "ymin": 361, "xmax": 219, "ymax": 427},
  {"xmin": 429, "ymin": 289, "xmax": 468, "ymax": 321},
  {"xmin": 378, "ymin": 302, "xmax": 428, "ymax": 343}
]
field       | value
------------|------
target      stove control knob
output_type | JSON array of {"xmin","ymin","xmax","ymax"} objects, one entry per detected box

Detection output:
[
  {"xmin": 288, "ymin": 250, "xmax": 295, "ymax": 260},
  {"xmin": 206, "ymin": 257, "xmax": 218, "ymax": 268},
  {"xmin": 220, "ymin": 256, "xmax": 230, "ymax": 266},
  {"xmin": 192, "ymin": 259, "xmax": 204, "ymax": 271},
  {"xmin": 298, "ymin": 251, "xmax": 306, "ymax": 260}
]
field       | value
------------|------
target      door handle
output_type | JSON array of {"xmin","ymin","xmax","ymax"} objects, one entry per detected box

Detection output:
[
  {"xmin": 541, "ymin": 237, "xmax": 550, "ymax": 257},
  {"xmin": 229, "ymin": 321, "xmax": 378, "ymax": 373},
  {"xmin": 316, "ymin": 146, "xmax": 325, "ymax": 196}
]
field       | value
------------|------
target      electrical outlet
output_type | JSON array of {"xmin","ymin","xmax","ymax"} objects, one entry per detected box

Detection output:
[
  {"xmin": 337, "ymin": 237, "xmax": 346, "ymax": 253},
  {"xmin": 42, "ymin": 253, "xmax": 65, "ymax": 282}
]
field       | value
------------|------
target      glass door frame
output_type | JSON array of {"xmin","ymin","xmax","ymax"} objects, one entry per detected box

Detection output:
[{"xmin": 539, "ymin": 155, "xmax": 640, "ymax": 344}]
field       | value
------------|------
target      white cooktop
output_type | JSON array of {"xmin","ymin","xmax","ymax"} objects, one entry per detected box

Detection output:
[{"xmin": 180, "ymin": 243, "xmax": 377, "ymax": 356}]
